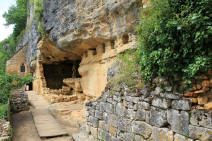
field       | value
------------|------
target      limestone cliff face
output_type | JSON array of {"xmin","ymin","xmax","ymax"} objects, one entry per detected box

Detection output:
[
  {"xmin": 15, "ymin": 0, "xmax": 142, "ymax": 99},
  {"xmin": 42, "ymin": 0, "xmax": 141, "ymax": 60}
]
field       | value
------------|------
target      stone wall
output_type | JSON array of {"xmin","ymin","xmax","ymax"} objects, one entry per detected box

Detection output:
[
  {"xmin": 184, "ymin": 70, "xmax": 212, "ymax": 110},
  {"xmin": 10, "ymin": 89, "xmax": 29, "ymax": 113},
  {"xmin": 0, "ymin": 119, "xmax": 10, "ymax": 140},
  {"xmin": 6, "ymin": 46, "xmax": 29, "ymax": 77},
  {"xmin": 85, "ymin": 83, "xmax": 212, "ymax": 141}
]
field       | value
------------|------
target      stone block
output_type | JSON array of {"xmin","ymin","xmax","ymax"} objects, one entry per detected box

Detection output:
[
  {"xmin": 103, "ymin": 112, "xmax": 109, "ymax": 124},
  {"xmin": 124, "ymin": 101, "xmax": 134, "ymax": 109},
  {"xmin": 99, "ymin": 102, "xmax": 105, "ymax": 112},
  {"xmin": 115, "ymin": 103, "xmax": 126, "ymax": 117},
  {"xmin": 133, "ymin": 103, "xmax": 138, "ymax": 110},
  {"xmin": 174, "ymin": 134, "xmax": 193, "ymax": 141},
  {"xmin": 167, "ymin": 109, "xmax": 189, "ymax": 135},
  {"xmin": 189, "ymin": 125, "xmax": 212, "ymax": 140},
  {"xmin": 109, "ymin": 124, "xmax": 117, "ymax": 136},
  {"xmin": 108, "ymin": 114, "xmax": 118, "ymax": 128},
  {"xmin": 172, "ymin": 100, "xmax": 190, "ymax": 110},
  {"xmin": 136, "ymin": 109, "xmax": 147, "ymax": 121},
  {"xmin": 154, "ymin": 87, "xmax": 162, "ymax": 95},
  {"xmin": 138, "ymin": 101, "xmax": 150, "ymax": 110},
  {"xmin": 190, "ymin": 110, "xmax": 212, "ymax": 129},
  {"xmin": 132, "ymin": 121, "xmax": 152, "ymax": 139},
  {"xmin": 204, "ymin": 101, "xmax": 212, "ymax": 110},
  {"xmin": 105, "ymin": 132, "xmax": 112, "ymax": 141},
  {"xmin": 111, "ymin": 136, "xmax": 118, "ymax": 141},
  {"xmin": 152, "ymin": 127, "xmax": 174, "ymax": 141},
  {"xmin": 197, "ymin": 96, "xmax": 208, "ymax": 105},
  {"xmin": 134, "ymin": 135, "xmax": 145, "ymax": 141},
  {"xmin": 105, "ymin": 103, "xmax": 114, "ymax": 114},
  {"xmin": 98, "ymin": 128, "xmax": 106, "ymax": 140},
  {"xmin": 126, "ymin": 109, "xmax": 136, "ymax": 119},
  {"xmin": 152, "ymin": 97, "xmax": 171, "ymax": 109},
  {"xmin": 90, "ymin": 126, "xmax": 98, "ymax": 138},
  {"xmin": 121, "ymin": 133, "xmax": 135, "ymax": 141},
  {"xmin": 150, "ymin": 107, "xmax": 167, "ymax": 127},
  {"xmin": 117, "ymin": 118, "xmax": 131, "ymax": 132},
  {"xmin": 141, "ymin": 85, "xmax": 150, "ymax": 97},
  {"xmin": 89, "ymin": 116, "xmax": 99, "ymax": 128},
  {"xmin": 160, "ymin": 93, "xmax": 180, "ymax": 100},
  {"xmin": 113, "ymin": 95, "xmax": 121, "ymax": 102},
  {"xmin": 99, "ymin": 121, "xmax": 106, "ymax": 130},
  {"xmin": 95, "ymin": 110, "xmax": 103, "ymax": 119},
  {"xmin": 107, "ymin": 98, "xmax": 114, "ymax": 104},
  {"xmin": 131, "ymin": 97, "xmax": 140, "ymax": 103}
]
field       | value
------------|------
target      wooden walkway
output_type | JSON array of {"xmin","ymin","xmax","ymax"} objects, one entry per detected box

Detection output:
[{"xmin": 28, "ymin": 92, "xmax": 68, "ymax": 138}]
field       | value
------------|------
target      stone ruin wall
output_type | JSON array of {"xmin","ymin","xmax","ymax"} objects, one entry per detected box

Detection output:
[
  {"xmin": 6, "ymin": 46, "xmax": 29, "ymax": 77},
  {"xmin": 86, "ymin": 77, "xmax": 212, "ymax": 141}
]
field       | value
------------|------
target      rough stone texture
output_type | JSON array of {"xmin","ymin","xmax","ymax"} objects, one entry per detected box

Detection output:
[
  {"xmin": 174, "ymin": 134, "xmax": 193, "ymax": 141},
  {"xmin": 190, "ymin": 110, "xmax": 212, "ymax": 129},
  {"xmin": 85, "ymin": 82, "xmax": 212, "ymax": 141},
  {"xmin": 43, "ymin": 0, "xmax": 141, "ymax": 48},
  {"xmin": 152, "ymin": 97, "xmax": 171, "ymax": 109},
  {"xmin": 0, "ymin": 119, "xmax": 10, "ymax": 137},
  {"xmin": 167, "ymin": 109, "xmax": 189, "ymax": 135},
  {"xmin": 152, "ymin": 127, "xmax": 174, "ymax": 141},
  {"xmin": 150, "ymin": 107, "xmax": 167, "ymax": 127},
  {"xmin": 10, "ymin": 89, "xmax": 29, "ymax": 113},
  {"xmin": 172, "ymin": 100, "xmax": 190, "ymax": 110},
  {"xmin": 131, "ymin": 121, "xmax": 152, "ymax": 139},
  {"xmin": 189, "ymin": 125, "xmax": 212, "ymax": 140}
]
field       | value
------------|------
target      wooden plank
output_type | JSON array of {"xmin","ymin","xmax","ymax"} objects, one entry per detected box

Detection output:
[{"xmin": 32, "ymin": 109, "xmax": 68, "ymax": 138}]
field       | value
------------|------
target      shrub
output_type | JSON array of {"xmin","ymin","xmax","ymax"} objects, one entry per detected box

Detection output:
[
  {"xmin": 137, "ymin": 0, "xmax": 212, "ymax": 89},
  {"xmin": 34, "ymin": 0, "xmax": 43, "ymax": 20},
  {"xmin": 3, "ymin": 0, "xmax": 27, "ymax": 42},
  {"xmin": 108, "ymin": 50, "xmax": 143, "ymax": 89},
  {"xmin": 0, "ymin": 104, "xmax": 7, "ymax": 119},
  {"xmin": 0, "ymin": 73, "xmax": 33, "ymax": 104}
]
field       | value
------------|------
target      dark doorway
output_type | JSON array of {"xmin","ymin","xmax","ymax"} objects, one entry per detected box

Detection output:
[
  {"xmin": 27, "ymin": 82, "xmax": 33, "ymax": 91},
  {"xmin": 43, "ymin": 60, "xmax": 81, "ymax": 89}
]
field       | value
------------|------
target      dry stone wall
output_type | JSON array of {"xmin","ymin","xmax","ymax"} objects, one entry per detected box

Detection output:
[
  {"xmin": 10, "ymin": 89, "xmax": 29, "ymax": 113},
  {"xmin": 86, "ymin": 83, "xmax": 212, "ymax": 141},
  {"xmin": 0, "ymin": 119, "xmax": 10, "ymax": 140}
]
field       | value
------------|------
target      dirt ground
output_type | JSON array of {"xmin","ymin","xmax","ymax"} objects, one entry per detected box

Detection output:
[{"xmin": 12, "ymin": 110, "xmax": 74, "ymax": 141}]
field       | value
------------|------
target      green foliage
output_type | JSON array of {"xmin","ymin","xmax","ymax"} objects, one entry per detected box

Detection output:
[
  {"xmin": 34, "ymin": 0, "xmax": 44, "ymax": 20},
  {"xmin": 0, "ymin": 104, "xmax": 8, "ymax": 119},
  {"xmin": 0, "ymin": 73, "xmax": 33, "ymax": 105},
  {"xmin": 3, "ymin": 0, "xmax": 27, "ymax": 42},
  {"xmin": 108, "ymin": 50, "xmax": 143, "ymax": 89},
  {"xmin": 16, "ymin": 30, "xmax": 26, "ymax": 44},
  {"xmin": 137, "ymin": 0, "xmax": 212, "ymax": 89},
  {"xmin": 0, "ymin": 36, "xmax": 17, "ymax": 73},
  {"xmin": 38, "ymin": 23, "xmax": 45, "ymax": 36}
]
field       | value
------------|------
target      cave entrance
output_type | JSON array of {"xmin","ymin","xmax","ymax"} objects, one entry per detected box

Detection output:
[
  {"xmin": 28, "ymin": 82, "xmax": 33, "ymax": 91},
  {"xmin": 43, "ymin": 60, "xmax": 81, "ymax": 89}
]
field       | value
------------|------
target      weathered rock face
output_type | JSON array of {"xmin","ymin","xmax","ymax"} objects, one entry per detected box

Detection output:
[
  {"xmin": 7, "ymin": 0, "xmax": 141, "ymax": 99},
  {"xmin": 34, "ymin": 0, "xmax": 141, "ymax": 98},
  {"xmin": 43, "ymin": 0, "xmax": 141, "ymax": 55}
]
